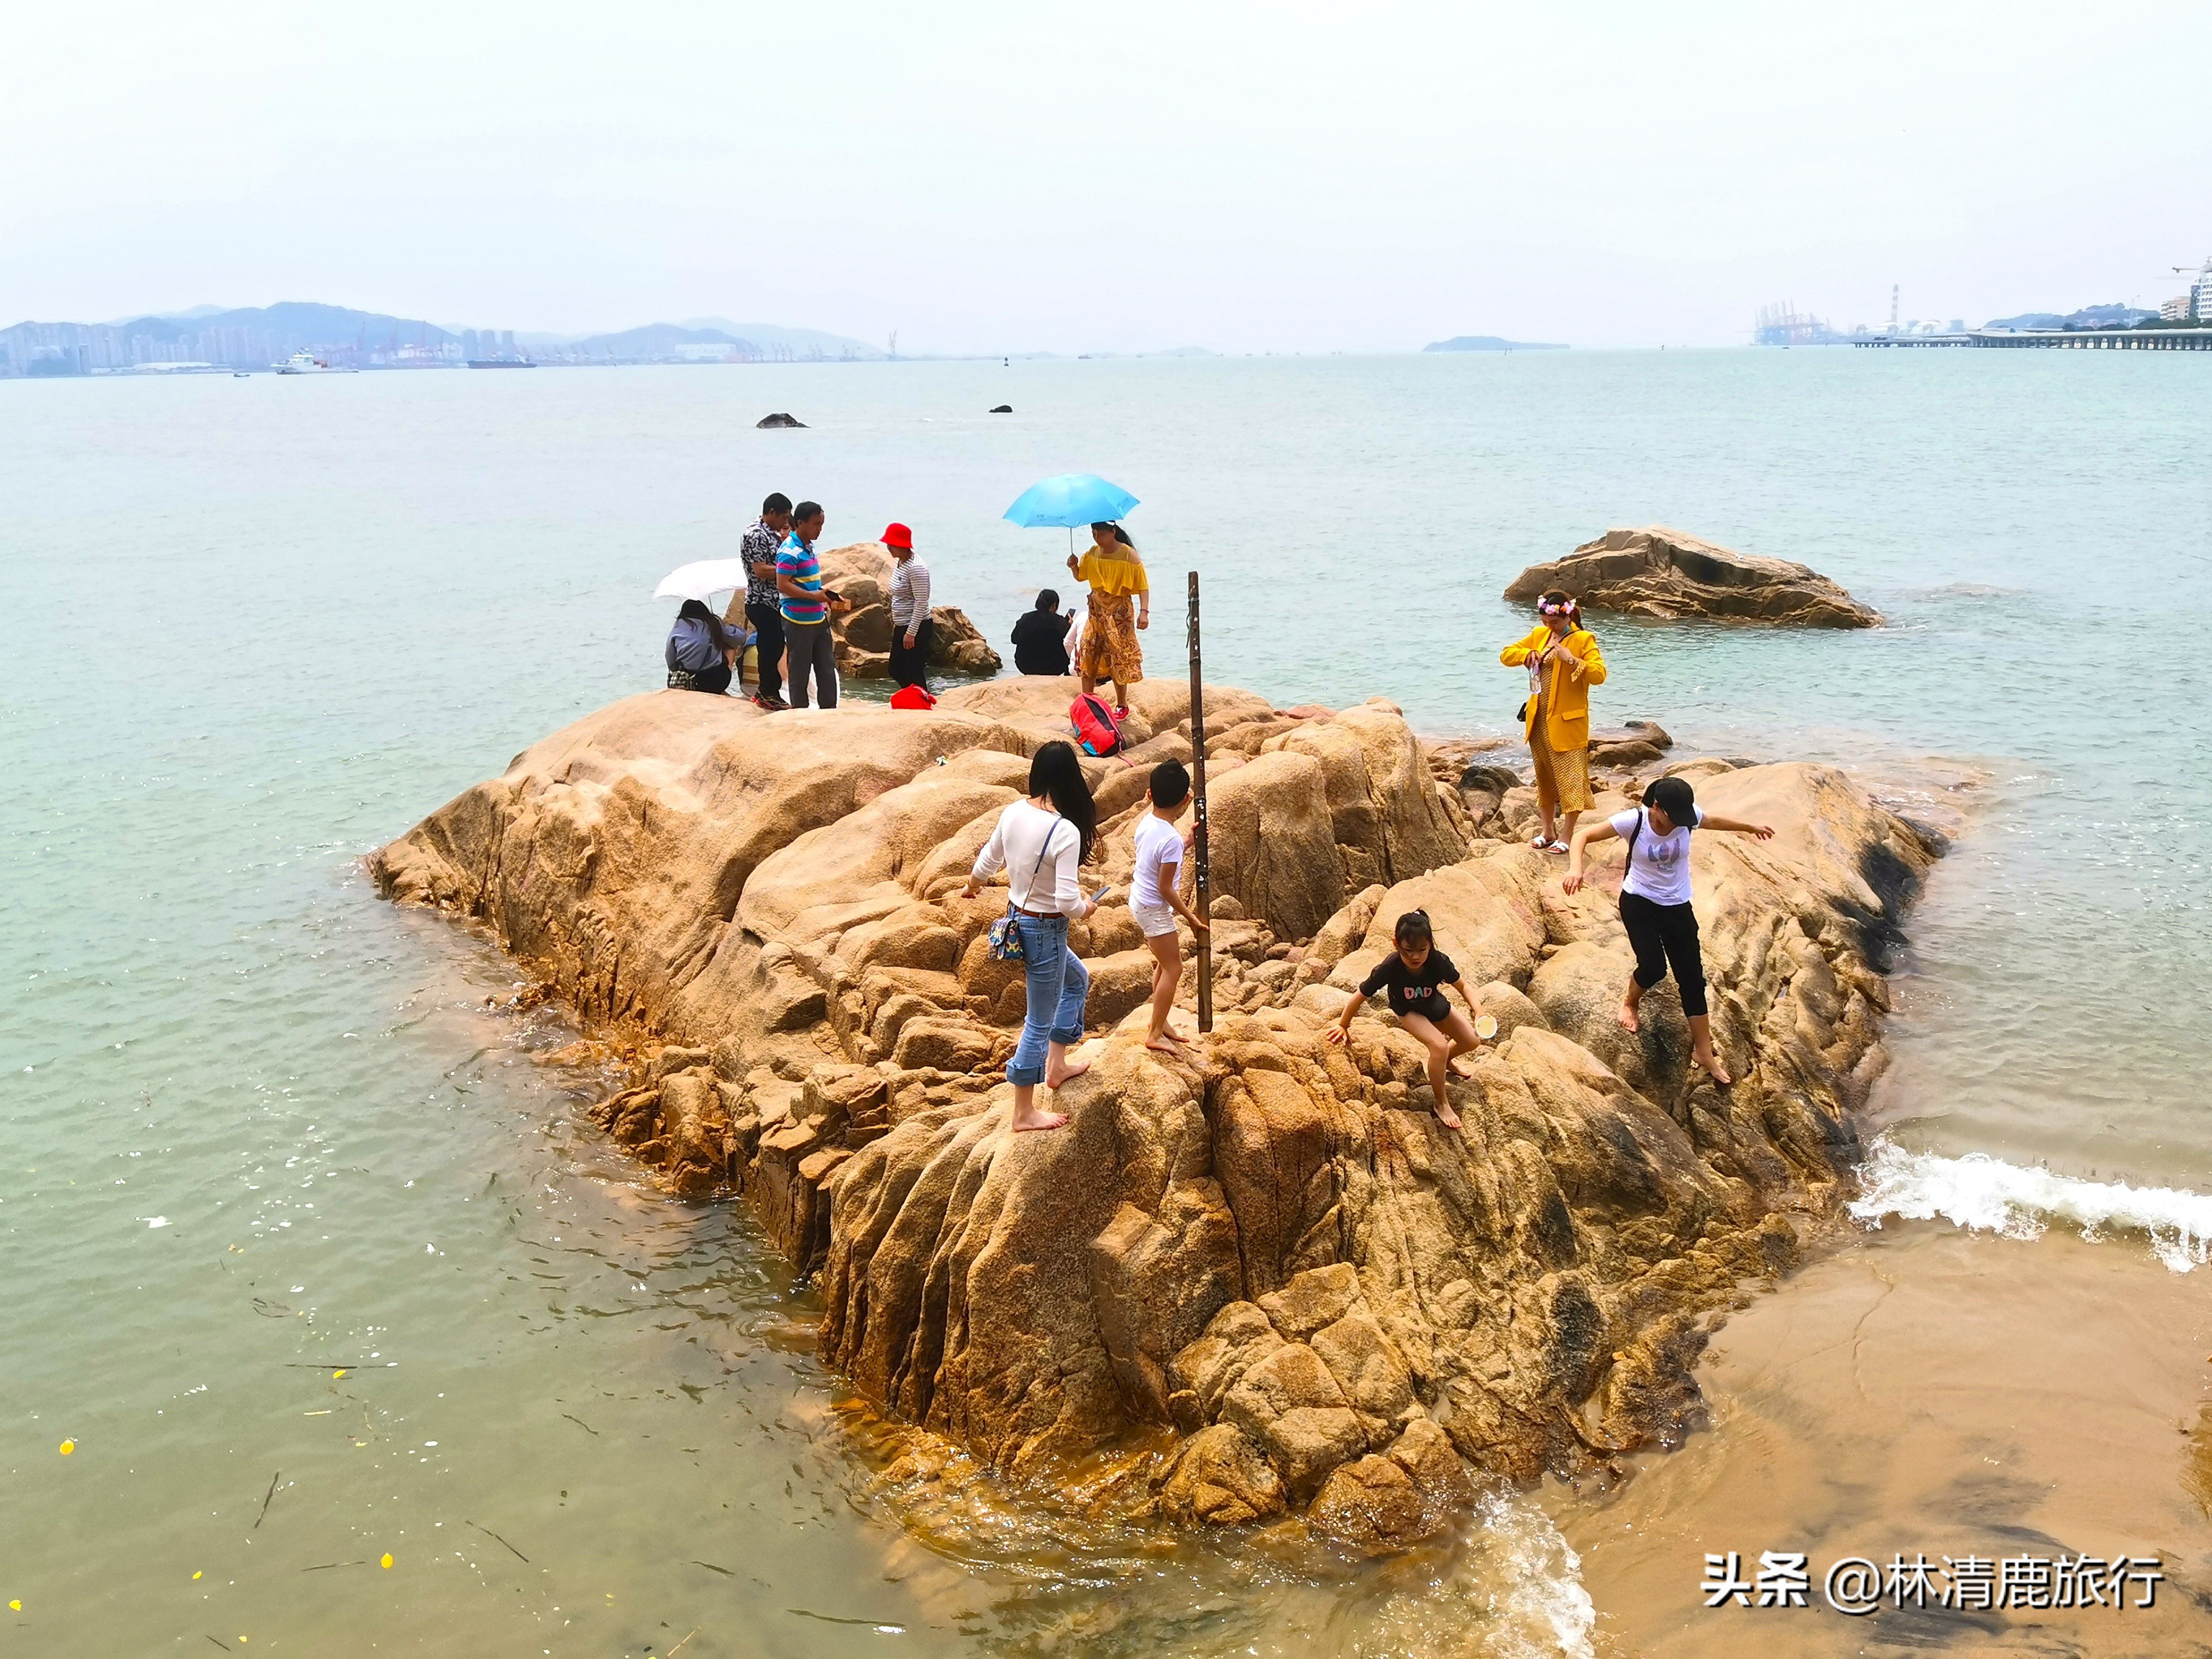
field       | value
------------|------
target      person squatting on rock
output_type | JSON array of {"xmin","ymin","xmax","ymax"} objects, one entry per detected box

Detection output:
[
  {"xmin": 883, "ymin": 521, "xmax": 932, "ymax": 692},
  {"xmin": 1563, "ymin": 774, "xmax": 1774, "ymax": 1086},
  {"xmin": 1067, "ymin": 521, "xmax": 1148, "ymax": 715},
  {"xmin": 1500, "ymin": 589, "xmax": 1606, "ymax": 853},
  {"xmin": 1010, "ymin": 589, "xmax": 1073, "ymax": 677},
  {"xmin": 1325, "ymin": 909, "xmax": 1487, "ymax": 1131},
  {"xmin": 963, "ymin": 740, "xmax": 1101, "ymax": 1132},
  {"xmin": 777, "ymin": 501, "xmax": 849, "ymax": 710},
  {"xmin": 728, "ymin": 491, "xmax": 793, "ymax": 709},
  {"xmin": 1127, "ymin": 759, "xmax": 1207, "ymax": 1054},
  {"xmin": 665, "ymin": 599, "xmax": 747, "ymax": 695}
]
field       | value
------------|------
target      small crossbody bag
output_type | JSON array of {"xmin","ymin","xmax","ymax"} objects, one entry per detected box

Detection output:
[{"xmin": 986, "ymin": 831, "xmax": 1058, "ymax": 963}]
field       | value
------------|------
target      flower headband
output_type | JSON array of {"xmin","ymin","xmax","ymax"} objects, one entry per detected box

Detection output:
[{"xmin": 1537, "ymin": 597, "xmax": 1578, "ymax": 615}]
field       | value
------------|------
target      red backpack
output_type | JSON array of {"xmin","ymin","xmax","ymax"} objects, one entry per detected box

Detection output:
[
  {"xmin": 1068, "ymin": 692, "xmax": 1123, "ymax": 757},
  {"xmin": 889, "ymin": 684, "xmax": 937, "ymax": 711}
]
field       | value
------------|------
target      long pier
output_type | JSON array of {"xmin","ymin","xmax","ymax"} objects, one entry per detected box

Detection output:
[{"xmin": 1854, "ymin": 329, "xmax": 2212, "ymax": 351}]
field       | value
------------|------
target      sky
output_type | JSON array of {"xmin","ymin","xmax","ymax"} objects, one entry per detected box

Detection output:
[{"xmin": 5, "ymin": 0, "xmax": 2210, "ymax": 353}]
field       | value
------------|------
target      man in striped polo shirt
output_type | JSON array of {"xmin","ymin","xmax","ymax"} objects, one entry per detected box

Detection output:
[{"xmin": 777, "ymin": 501, "xmax": 842, "ymax": 709}]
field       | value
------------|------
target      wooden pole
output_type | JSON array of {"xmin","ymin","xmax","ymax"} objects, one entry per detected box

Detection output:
[{"xmin": 1187, "ymin": 570, "xmax": 1213, "ymax": 1033}]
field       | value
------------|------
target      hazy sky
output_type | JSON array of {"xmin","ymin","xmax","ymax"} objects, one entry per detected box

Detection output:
[{"xmin": 7, "ymin": 0, "xmax": 2210, "ymax": 352}]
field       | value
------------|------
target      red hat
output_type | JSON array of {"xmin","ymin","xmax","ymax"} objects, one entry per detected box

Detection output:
[{"xmin": 881, "ymin": 522, "xmax": 913, "ymax": 550}]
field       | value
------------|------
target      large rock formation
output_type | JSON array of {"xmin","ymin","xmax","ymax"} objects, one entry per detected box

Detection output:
[
  {"xmin": 818, "ymin": 541, "xmax": 1002, "ymax": 679},
  {"xmin": 1505, "ymin": 527, "xmax": 1882, "ymax": 628},
  {"xmin": 372, "ymin": 676, "xmax": 1937, "ymax": 1548}
]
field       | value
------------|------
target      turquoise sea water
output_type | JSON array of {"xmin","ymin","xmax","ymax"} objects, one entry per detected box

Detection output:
[{"xmin": 4, "ymin": 350, "xmax": 2209, "ymax": 1653}]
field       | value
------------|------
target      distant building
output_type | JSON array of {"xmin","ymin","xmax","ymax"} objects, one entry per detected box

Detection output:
[{"xmin": 2162, "ymin": 294, "xmax": 2191, "ymax": 322}]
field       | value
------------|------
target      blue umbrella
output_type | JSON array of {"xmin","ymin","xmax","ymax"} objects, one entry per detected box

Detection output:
[{"xmin": 1003, "ymin": 473, "xmax": 1139, "ymax": 530}]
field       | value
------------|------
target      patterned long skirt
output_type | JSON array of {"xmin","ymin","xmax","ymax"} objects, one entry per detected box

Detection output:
[
  {"xmin": 1529, "ymin": 725, "xmax": 1594, "ymax": 814},
  {"xmin": 1076, "ymin": 590, "xmax": 1144, "ymax": 686}
]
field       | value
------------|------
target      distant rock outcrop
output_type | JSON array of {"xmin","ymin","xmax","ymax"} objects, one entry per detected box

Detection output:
[
  {"xmin": 989, "ymin": 404, "xmax": 1013, "ymax": 414},
  {"xmin": 372, "ymin": 673, "xmax": 1938, "ymax": 1548},
  {"xmin": 1505, "ymin": 527, "xmax": 1882, "ymax": 628},
  {"xmin": 757, "ymin": 411, "xmax": 806, "ymax": 429},
  {"xmin": 1422, "ymin": 335, "xmax": 1567, "ymax": 352}
]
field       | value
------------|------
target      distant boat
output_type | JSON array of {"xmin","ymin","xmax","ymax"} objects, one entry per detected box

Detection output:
[
  {"xmin": 275, "ymin": 350, "xmax": 355, "ymax": 375},
  {"xmin": 232, "ymin": 371, "xmax": 251, "ymax": 378},
  {"xmin": 466, "ymin": 359, "xmax": 535, "ymax": 369}
]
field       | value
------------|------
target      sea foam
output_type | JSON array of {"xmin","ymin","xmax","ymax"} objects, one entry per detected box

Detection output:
[{"xmin": 1851, "ymin": 1139, "xmax": 2212, "ymax": 1272}]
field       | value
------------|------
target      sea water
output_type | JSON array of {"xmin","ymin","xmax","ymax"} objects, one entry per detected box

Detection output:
[{"xmin": 4, "ymin": 348, "xmax": 2209, "ymax": 1654}]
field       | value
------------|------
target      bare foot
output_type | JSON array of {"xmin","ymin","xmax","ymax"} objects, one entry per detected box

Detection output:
[
  {"xmin": 1144, "ymin": 1035, "xmax": 1181, "ymax": 1054},
  {"xmin": 1011, "ymin": 1109, "xmax": 1070, "ymax": 1132},
  {"xmin": 1434, "ymin": 1102, "xmax": 1464, "ymax": 1131},
  {"xmin": 1696, "ymin": 1052, "xmax": 1732, "ymax": 1086},
  {"xmin": 1044, "ymin": 1057, "xmax": 1091, "ymax": 1089},
  {"xmin": 1617, "ymin": 998, "xmax": 1640, "ymax": 1034},
  {"xmin": 1447, "ymin": 1058, "xmax": 1474, "ymax": 1081}
]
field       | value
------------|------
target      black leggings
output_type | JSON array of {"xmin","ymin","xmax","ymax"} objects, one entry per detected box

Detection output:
[{"xmin": 1619, "ymin": 892, "xmax": 1707, "ymax": 1017}]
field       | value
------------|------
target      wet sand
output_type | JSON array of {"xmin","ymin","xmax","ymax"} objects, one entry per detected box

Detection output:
[{"xmin": 1557, "ymin": 1222, "xmax": 2212, "ymax": 1655}]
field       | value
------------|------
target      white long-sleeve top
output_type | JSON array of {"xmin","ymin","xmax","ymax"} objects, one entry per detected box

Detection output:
[{"xmin": 972, "ymin": 799, "xmax": 1083, "ymax": 914}]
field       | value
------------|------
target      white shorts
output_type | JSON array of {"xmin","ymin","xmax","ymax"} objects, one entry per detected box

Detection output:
[{"xmin": 1131, "ymin": 898, "xmax": 1179, "ymax": 940}]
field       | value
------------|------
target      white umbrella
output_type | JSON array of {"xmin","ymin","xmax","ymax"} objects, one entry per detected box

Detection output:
[{"xmin": 654, "ymin": 558, "xmax": 753, "ymax": 603}]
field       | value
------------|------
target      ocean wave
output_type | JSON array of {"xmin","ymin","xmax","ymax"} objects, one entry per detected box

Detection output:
[{"xmin": 1850, "ymin": 1140, "xmax": 2212, "ymax": 1272}]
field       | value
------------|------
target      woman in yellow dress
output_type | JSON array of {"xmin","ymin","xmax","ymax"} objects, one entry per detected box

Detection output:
[{"xmin": 1066, "ymin": 522, "xmax": 1149, "ymax": 714}]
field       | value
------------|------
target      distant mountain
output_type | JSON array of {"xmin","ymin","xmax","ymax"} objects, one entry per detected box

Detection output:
[
  {"xmin": 2, "ymin": 301, "xmax": 455, "ymax": 374},
  {"xmin": 679, "ymin": 318, "xmax": 886, "ymax": 360},
  {"xmin": 1984, "ymin": 303, "xmax": 2157, "ymax": 331},
  {"xmin": 5, "ymin": 301, "xmax": 886, "ymax": 376},
  {"xmin": 1424, "ymin": 335, "xmax": 1568, "ymax": 352}
]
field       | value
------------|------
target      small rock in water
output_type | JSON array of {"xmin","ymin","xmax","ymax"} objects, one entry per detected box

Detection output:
[
  {"xmin": 756, "ymin": 412, "xmax": 806, "ymax": 430},
  {"xmin": 989, "ymin": 404, "xmax": 1013, "ymax": 414}
]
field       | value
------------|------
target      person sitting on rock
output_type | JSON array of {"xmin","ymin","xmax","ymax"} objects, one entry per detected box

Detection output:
[
  {"xmin": 1561, "ymin": 774, "xmax": 1773, "ymax": 1086},
  {"xmin": 1500, "ymin": 590, "xmax": 1606, "ymax": 853},
  {"xmin": 1129, "ymin": 759, "xmax": 1207, "ymax": 1053},
  {"xmin": 664, "ymin": 599, "xmax": 745, "ymax": 696},
  {"xmin": 1325, "ymin": 909, "xmax": 1486, "ymax": 1131},
  {"xmin": 961, "ymin": 740, "xmax": 1101, "ymax": 1132},
  {"xmin": 1010, "ymin": 589, "xmax": 1072, "ymax": 676}
]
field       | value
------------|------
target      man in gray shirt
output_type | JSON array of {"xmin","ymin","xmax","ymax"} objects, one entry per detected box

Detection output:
[{"xmin": 883, "ymin": 521, "xmax": 932, "ymax": 692}]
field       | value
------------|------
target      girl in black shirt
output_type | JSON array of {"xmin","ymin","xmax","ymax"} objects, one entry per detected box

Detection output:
[{"xmin": 1325, "ymin": 909, "xmax": 1487, "ymax": 1131}]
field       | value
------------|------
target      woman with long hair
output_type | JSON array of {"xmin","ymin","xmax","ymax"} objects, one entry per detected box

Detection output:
[
  {"xmin": 1499, "ymin": 590, "xmax": 1606, "ymax": 853},
  {"xmin": 962, "ymin": 740, "xmax": 1101, "ymax": 1131},
  {"xmin": 1066, "ymin": 522, "xmax": 1148, "ymax": 716},
  {"xmin": 666, "ymin": 598, "xmax": 745, "ymax": 695}
]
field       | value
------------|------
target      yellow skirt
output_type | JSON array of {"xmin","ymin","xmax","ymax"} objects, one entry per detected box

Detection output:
[
  {"xmin": 1529, "ymin": 727, "xmax": 1593, "ymax": 814},
  {"xmin": 1076, "ymin": 590, "xmax": 1144, "ymax": 687}
]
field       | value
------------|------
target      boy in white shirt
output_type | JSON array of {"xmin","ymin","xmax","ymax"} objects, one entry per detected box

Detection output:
[{"xmin": 1129, "ymin": 760, "xmax": 1207, "ymax": 1053}]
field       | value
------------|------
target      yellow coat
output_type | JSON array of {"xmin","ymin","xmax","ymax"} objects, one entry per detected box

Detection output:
[{"xmin": 1500, "ymin": 625, "xmax": 1607, "ymax": 752}]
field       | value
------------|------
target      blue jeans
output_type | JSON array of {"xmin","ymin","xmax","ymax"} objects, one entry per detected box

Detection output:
[{"xmin": 1006, "ymin": 914, "xmax": 1090, "ymax": 1086}]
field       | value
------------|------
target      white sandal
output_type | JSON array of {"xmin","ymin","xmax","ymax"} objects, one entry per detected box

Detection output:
[{"xmin": 1539, "ymin": 837, "xmax": 1568, "ymax": 853}]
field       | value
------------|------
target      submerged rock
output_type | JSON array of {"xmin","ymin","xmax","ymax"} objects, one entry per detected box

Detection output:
[
  {"xmin": 757, "ymin": 411, "xmax": 806, "ymax": 429},
  {"xmin": 1506, "ymin": 527, "xmax": 1882, "ymax": 628},
  {"xmin": 372, "ymin": 675, "xmax": 1937, "ymax": 1542}
]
